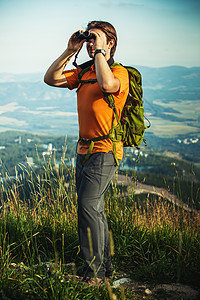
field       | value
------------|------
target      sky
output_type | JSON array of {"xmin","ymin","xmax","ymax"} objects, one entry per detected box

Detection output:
[{"xmin": 0, "ymin": 0, "xmax": 200, "ymax": 73}]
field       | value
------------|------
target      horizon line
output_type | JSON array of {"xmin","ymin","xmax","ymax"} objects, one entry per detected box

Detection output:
[{"xmin": 1, "ymin": 64, "xmax": 200, "ymax": 75}]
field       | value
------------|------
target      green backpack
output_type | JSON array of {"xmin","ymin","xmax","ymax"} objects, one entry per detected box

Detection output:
[{"xmin": 77, "ymin": 62, "xmax": 150, "ymax": 165}]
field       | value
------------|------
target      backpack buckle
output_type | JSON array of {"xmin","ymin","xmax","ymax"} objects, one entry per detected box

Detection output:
[
  {"xmin": 79, "ymin": 137, "xmax": 91, "ymax": 145},
  {"xmin": 109, "ymin": 103, "xmax": 115, "ymax": 109},
  {"xmin": 88, "ymin": 79, "xmax": 96, "ymax": 84}
]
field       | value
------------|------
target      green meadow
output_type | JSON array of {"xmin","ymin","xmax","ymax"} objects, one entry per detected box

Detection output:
[{"xmin": 0, "ymin": 151, "xmax": 200, "ymax": 299}]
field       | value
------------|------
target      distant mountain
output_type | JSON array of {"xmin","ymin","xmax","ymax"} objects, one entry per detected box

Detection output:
[
  {"xmin": 0, "ymin": 77, "xmax": 78, "ymax": 135},
  {"xmin": 0, "ymin": 73, "xmax": 44, "ymax": 83},
  {"xmin": 139, "ymin": 65, "xmax": 200, "ymax": 90},
  {"xmin": 0, "ymin": 66, "xmax": 199, "ymax": 137}
]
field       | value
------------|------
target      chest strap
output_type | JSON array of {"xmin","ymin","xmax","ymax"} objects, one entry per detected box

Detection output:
[{"xmin": 76, "ymin": 78, "xmax": 97, "ymax": 93}]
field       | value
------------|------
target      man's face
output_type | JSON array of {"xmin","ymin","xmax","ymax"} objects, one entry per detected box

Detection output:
[
  {"xmin": 86, "ymin": 28, "xmax": 108, "ymax": 58},
  {"xmin": 86, "ymin": 36, "xmax": 96, "ymax": 58}
]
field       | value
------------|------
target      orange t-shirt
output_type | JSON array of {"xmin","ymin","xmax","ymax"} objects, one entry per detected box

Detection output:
[{"xmin": 63, "ymin": 63, "xmax": 129, "ymax": 160}]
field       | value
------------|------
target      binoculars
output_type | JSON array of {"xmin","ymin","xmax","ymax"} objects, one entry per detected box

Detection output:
[{"xmin": 74, "ymin": 30, "xmax": 95, "ymax": 41}]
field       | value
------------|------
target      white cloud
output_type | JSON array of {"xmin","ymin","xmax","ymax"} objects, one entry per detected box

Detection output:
[
  {"xmin": 0, "ymin": 102, "xmax": 24, "ymax": 115},
  {"xmin": 44, "ymin": 111, "xmax": 78, "ymax": 117},
  {"xmin": 0, "ymin": 116, "xmax": 27, "ymax": 127},
  {"xmin": 36, "ymin": 106, "xmax": 59, "ymax": 110},
  {"xmin": 21, "ymin": 109, "xmax": 77, "ymax": 117}
]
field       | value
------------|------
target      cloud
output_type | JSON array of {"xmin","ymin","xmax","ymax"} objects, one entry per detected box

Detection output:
[
  {"xmin": 21, "ymin": 110, "xmax": 42, "ymax": 115},
  {"xmin": 36, "ymin": 106, "xmax": 59, "ymax": 110},
  {"xmin": 118, "ymin": 2, "xmax": 144, "ymax": 7},
  {"xmin": 44, "ymin": 111, "xmax": 78, "ymax": 117},
  {"xmin": 21, "ymin": 109, "xmax": 78, "ymax": 117},
  {"xmin": 99, "ymin": 1, "xmax": 143, "ymax": 7},
  {"xmin": 0, "ymin": 116, "xmax": 27, "ymax": 127},
  {"xmin": 0, "ymin": 102, "xmax": 25, "ymax": 115}
]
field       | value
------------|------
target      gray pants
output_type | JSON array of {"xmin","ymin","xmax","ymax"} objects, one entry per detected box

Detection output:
[{"xmin": 76, "ymin": 151, "xmax": 118, "ymax": 278}]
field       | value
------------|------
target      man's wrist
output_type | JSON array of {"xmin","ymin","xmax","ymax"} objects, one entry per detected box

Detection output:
[{"xmin": 94, "ymin": 49, "xmax": 106, "ymax": 57}]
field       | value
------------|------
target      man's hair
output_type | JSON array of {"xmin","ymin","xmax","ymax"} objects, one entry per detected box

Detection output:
[{"xmin": 86, "ymin": 21, "xmax": 117, "ymax": 57}]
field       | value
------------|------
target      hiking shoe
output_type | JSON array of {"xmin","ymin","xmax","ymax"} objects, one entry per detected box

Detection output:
[
  {"xmin": 76, "ymin": 264, "xmax": 114, "ymax": 278},
  {"xmin": 76, "ymin": 265, "xmax": 90, "ymax": 277},
  {"xmin": 105, "ymin": 265, "xmax": 115, "ymax": 278}
]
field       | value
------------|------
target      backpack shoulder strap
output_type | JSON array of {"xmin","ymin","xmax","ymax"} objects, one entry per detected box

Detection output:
[
  {"xmin": 78, "ymin": 65, "xmax": 92, "ymax": 81},
  {"xmin": 102, "ymin": 62, "xmax": 123, "ymax": 115},
  {"xmin": 110, "ymin": 62, "xmax": 121, "ymax": 68},
  {"xmin": 77, "ymin": 66, "xmax": 97, "ymax": 92},
  {"xmin": 78, "ymin": 61, "xmax": 121, "ymax": 85}
]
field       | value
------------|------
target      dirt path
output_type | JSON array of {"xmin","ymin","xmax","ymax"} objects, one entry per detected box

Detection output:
[{"xmin": 115, "ymin": 174, "xmax": 197, "ymax": 213}]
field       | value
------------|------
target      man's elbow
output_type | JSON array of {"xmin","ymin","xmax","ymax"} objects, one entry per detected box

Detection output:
[
  {"xmin": 44, "ymin": 74, "xmax": 52, "ymax": 86},
  {"xmin": 100, "ymin": 81, "xmax": 120, "ymax": 94},
  {"xmin": 100, "ymin": 82, "xmax": 109, "ymax": 93},
  {"xmin": 43, "ymin": 74, "xmax": 57, "ymax": 87},
  {"xmin": 44, "ymin": 74, "xmax": 69, "ymax": 88}
]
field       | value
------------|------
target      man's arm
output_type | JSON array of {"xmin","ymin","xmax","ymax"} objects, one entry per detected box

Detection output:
[
  {"xmin": 95, "ymin": 53, "xmax": 120, "ymax": 93},
  {"xmin": 90, "ymin": 29, "xmax": 120, "ymax": 93},
  {"xmin": 44, "ymin": 33, "xmax": 85, "ymax": 88}
]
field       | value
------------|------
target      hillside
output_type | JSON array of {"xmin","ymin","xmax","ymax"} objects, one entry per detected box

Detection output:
[{"xmin": 0, "ymin": 65, "xmax": 199, "ymax": 138}]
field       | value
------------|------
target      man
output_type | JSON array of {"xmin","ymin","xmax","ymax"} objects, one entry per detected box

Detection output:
[{"xmin": 44, "ymin": 21, "xmax": 129, "ymax": 284}]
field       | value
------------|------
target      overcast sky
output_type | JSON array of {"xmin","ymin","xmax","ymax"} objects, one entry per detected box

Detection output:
[{"xmin": 0, "ymin": 0, "xmax": 200, "ymax": 73}]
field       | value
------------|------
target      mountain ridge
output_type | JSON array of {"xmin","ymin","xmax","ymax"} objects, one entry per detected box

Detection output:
[
  {"xmin": 0, "ymin": 66, "xmax": 199, "ymax": 137},
  {"xmin": 1, "ymin": 65, "xmax": 200, "ymax": 82}
]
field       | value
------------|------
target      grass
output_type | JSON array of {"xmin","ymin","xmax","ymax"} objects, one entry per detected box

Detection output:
[{"xmin": 0, "ymin": 153, "xmax": 200, "ymax": 299}]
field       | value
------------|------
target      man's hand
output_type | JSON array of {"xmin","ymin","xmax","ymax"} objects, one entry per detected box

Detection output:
[
  {"xmin": 88, "ymin": 29, "xmax": 107, "ymax": 51},
  {"xmin": 44, "ymin": 30, "xmax": 87, "ymax": 88},
  {"xmin": 67, "ymin": 31, "xmax": 86, "ymax": 53}
]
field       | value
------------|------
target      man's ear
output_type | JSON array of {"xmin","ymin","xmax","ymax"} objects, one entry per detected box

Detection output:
[{"xmin": 108, "ymin": 39, "xmax": 115, "ymax": 50}]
